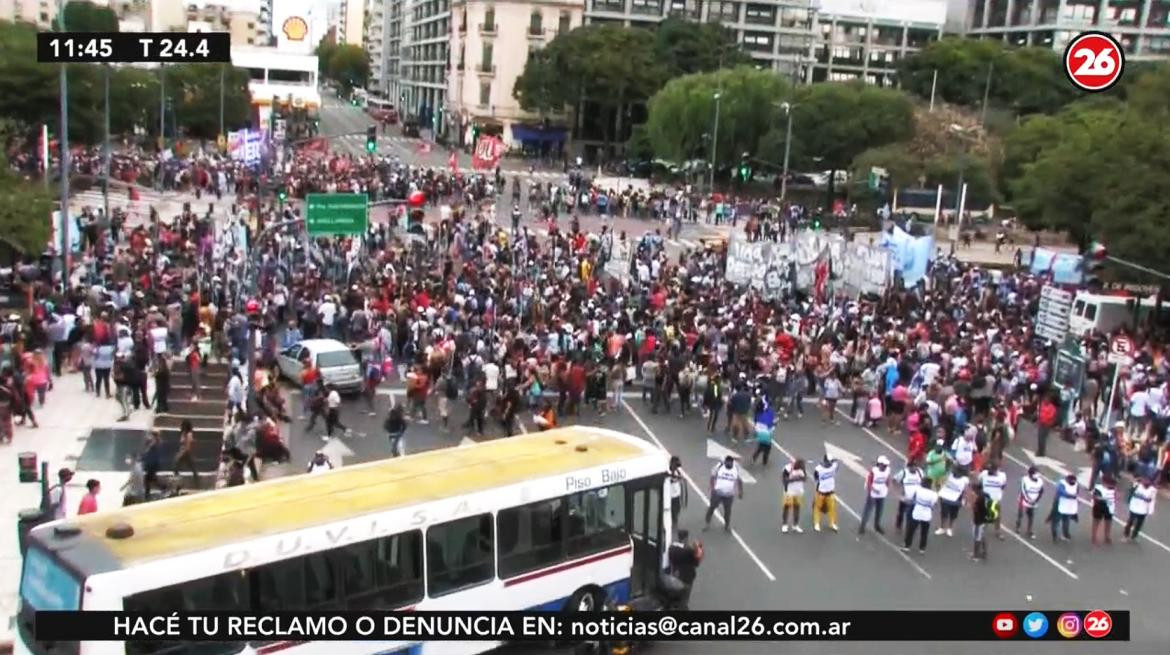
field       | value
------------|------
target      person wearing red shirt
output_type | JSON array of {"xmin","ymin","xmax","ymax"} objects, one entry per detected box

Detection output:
[
  {"xmin": 77, "ymin": 479, "xmax": 100, "ymax": 515},
  {"xmin": 567, "ymin": 361, "xmax": 587, "ymax": 416}
]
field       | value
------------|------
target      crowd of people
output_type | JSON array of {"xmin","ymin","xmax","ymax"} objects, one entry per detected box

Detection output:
[{"xmin": 4, "ymin": 143, "xmax": 1166, "ymax": 557}]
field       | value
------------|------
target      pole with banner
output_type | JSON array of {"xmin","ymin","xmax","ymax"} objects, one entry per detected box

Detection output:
[{"xmin": 1101, "ymin": 334, "xmax": 1133, "ymax": 429}]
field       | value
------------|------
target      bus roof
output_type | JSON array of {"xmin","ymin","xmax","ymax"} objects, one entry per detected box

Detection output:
[{"xmin": 32, "ymin": 428, "xmax": 657, "ymax": 573}]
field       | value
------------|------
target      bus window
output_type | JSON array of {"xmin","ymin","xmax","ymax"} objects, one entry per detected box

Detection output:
[
  {"xmin": 1074, "ymin": 300, "xmax": 1085, "ymax": 317},
  {"xmin": 427, "ymin": 514, "xmax": 494, "ymax": 596},
  {"xmin": 124, "ymin": 571, "xmax": 247, "ymax": 655},
  {"xmin": 498, "ymin": 498, "xmax": 566, "ymax": 578},
  {"xmin": 1085, "ymin": 303, "xmax": 1098, "ymax": 320},
  {"xmin": 338, "ymin": 531, "xmax": 424, "ymax": 609},
  {"xmin": 566, "ymin": 485, "xmax": 628, "ymax": 557},
  {"xmin": 303, "ymin": 552, "xmax": 341, "ymax": 609}
]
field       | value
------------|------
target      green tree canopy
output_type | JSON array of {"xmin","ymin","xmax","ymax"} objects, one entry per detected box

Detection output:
[
  {"xmin": 57, "ymin": 1, "xmax": 119, "ymax": 32},
  {"xmin": 897, "ymin": 38, "xmax": 1076, "ymax": 116},
  {"xmin": 0, "ymin": 147, "xmax": 53, "ymax": 254},
  {"xmin": 1005, "ymin": 62, "xmax": 1170, "ymax": 265},
  {"xmin": 513, "ymin": 24, "xmax": 664, "ymax": 146},
  {"xmin": 653, "ymin": 18, "xmax": 752, "ymax": 78},
  {"xmin": 315, "ymin": 37, "xmax": 338, "ymax": 75},
  {"xmin": 325, "ymin": 44, "xmax": 369, "ymax": 93},
  {"xmin": 763, "ymin": 82, "xmax": 915, "ymax": 178},
  {"xmin": 644, "ymin": 66, "xmax": 791, "ymax": 170},
  {"xmin": 166, "ymin": 64, "xmax": 252, "ymax": 139}
]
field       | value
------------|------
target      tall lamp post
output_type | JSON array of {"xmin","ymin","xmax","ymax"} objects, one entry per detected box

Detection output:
[
  {"xmin": 56, "ymin": 0, "xmax": 71, "ymax": 280},
  {"xmin": 708, "ymin": 91, "xmax": 721, "ymax": 193},
  {"xmin": 778, "ymin": 101, "xmax": 796, "ymax": 202}
]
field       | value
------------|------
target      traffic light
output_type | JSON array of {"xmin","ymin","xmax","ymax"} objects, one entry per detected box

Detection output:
[
  {"xmin": 366, "ymin": 125, "xmax": 377, "ymax": 153},
  {"xmin": 738, "ymin": 154, "xmax": 751, "ymax": 182},
  {"xmin": 276, "ymin": 184, "xmax": 287, "ymax": 203},
  {"xmin": 470, "ymin": 125, "xmax": 480, "ymax": 144},
  {"xmin": 1083, "ymin": 240, "xmax": 1107, "ymax": 289}
]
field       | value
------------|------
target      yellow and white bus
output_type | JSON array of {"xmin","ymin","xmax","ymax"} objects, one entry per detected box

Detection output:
[{"xmin": 16, "ymin": 428, "xmax": 672, "ymax": 655}]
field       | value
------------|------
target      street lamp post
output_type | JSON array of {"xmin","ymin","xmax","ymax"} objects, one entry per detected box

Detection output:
[
  {"xmin": 708, "ymin": 91, "xmax": 721, "ymax": 193},
  {"xmin": 779, "ymin": 102, "xmax": 795, "ymax": 202},
  {"xmin": 103, "ymin": 64, "xmax": 111, "ymax": 222},
  {"xmin": 56, "ymin": 0, "xmax": 71, "ymax": 280}
]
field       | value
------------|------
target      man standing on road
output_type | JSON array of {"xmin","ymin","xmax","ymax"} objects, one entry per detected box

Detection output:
[
  {"xmin": 704, "ymin": 455, "xmax": 743, "ymax": 533},
  {"xmin": 813, "ymin": 454, "xmax": 840, "ymax": 532},
  {"xmin": 893, "ymin": 459, "xmax": 924, "ymax": 532},
  {"xmin": 858, "ymin": 455, "xmax": 891, "ymax": 536}
]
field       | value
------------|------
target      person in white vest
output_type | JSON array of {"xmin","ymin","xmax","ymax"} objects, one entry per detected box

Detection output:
[
  {"xmin": 704, "ymin": 456, "xmax": 743, "ymax": 533},
  {"xmin": 977, "ymin": 461, "xmax": 1008, "ymax": 540},
  {"xmin": 858, "ymin": 455, "xmax": 891, "ymax": 536},
  {"xmin": 1049, "ymin": 473, "xmax": 1079, "ymax": 542},
  {"xmin": 893, "ymin": 460, "xmax": 924, "ymax": 532},
  {"xmin": 1123, "ymin": 477, "xmax": 1157, "ymax": 541},
  {"xmin": 813, "ymin": 454, "xmax": 840, "ymax": 532},
  {"xmin": 1014, "ymin": 466, "xmax": 1045, "ymax": 540},
  {"xmin": 307, "ymin": 451, "xmax": 334, "ymax": 475},
  {"xmin": 935, "ymin": 469, "xmax": 970, "ymax": 537},
  {"xmin": 1090, "ymin": 474, "xmax": 1117, "ymax": 546},
  {"xmin": 781, "ymin": 458, "xmax": 807, "ymax": 534},
  {"xmin": 901, "ymin": 476, "xmax": 938, "ymax": 554}
]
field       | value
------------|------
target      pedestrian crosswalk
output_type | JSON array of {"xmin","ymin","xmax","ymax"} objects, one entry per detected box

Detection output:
[{"xmin": 523, "ymin": 225, "xmax": 708, "ymax": 251}]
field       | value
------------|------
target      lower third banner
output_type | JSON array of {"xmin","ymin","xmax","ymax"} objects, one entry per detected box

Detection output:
[{"xmin": 33, "ymin": 610, "xmax": 1129, "ymax": 642}]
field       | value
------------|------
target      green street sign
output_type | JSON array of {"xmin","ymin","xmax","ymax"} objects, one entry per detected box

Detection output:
[{"xmin": 306, "ymin": 193, "xmax": 368, "ymax": 235}]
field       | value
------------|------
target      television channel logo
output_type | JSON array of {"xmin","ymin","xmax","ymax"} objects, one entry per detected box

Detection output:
[
  {"xmin": 992, "ymin": 613, "xmax": 1018, "ymax": 639},
  {"xmin": 1083, "ymin": 610, "xmax": 1113, "ymax": 639},
  {"xmin": 1057, "ymin": 613, "xmax": 1082, "ymax": 639},
  {"xmin": 1023, "ymin": 612, "xmax": 1049, "ymax": 639}
]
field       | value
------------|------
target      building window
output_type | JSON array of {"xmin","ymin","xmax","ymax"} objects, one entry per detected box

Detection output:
[
  {"xmin": 559, "ymin": 11, "xmax": 572, "ymax": 34},
  {"xmin": 484, "ymin": 6, "xmax": 495, "ymax": 30},
  {"xmin": 1103, "ymin": 0, "xmax": 1139, "ymax": 26},
  {"xmin": 709, "ymin": 1, "xmax": 736, "ymax": 21},
  {"xmin": 481, "ymin": 42, "xmax": 493, "ymax": 70},
  {"xmin": 1060, "ymin": 0, "xmax": 1097, "ymax": 23},
  {"xmin": 1145, "ymin": 35, "xmax": 1170, "ymax": 54},
  {"xmin": 780, "ymin": 7, "xmax": 810, "ymax": 28},
  {"xmin": 479, "ymin": 81, "xmax": 491, "ymax": 106},
  {"xmin": 1149, "ymin": 1, "xmax": 1170, "ymax": 27},
  {"xmin": 743, "ymin": 32, "xmax": 773, "ymax": 52},
  {"xmin": 633, "ymin": 0, "xmax": 662, "ymax": 15},
  {"xmin": 744, "ymin": 4, "xmax": 775, "ymax": 25},
  {"xmin": 1012, "ymin": 0, "xmax": 1035, "ymax": 25},
  {"xmin": 530, "ymin": 10, "xmax": 543, "ymax": 35}
]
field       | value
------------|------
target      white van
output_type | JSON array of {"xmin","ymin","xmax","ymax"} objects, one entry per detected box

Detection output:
[{"xmin": 1067, "ymin": 291, "xmax": 1158, "ymax": 336}]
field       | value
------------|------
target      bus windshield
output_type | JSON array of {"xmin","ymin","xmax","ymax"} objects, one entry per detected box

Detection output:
[{"xmin": 20, "ymin": 546, "xmax": 81, "ymax": 611}]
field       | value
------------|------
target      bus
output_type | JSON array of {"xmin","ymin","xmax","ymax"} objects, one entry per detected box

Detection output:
[
  {"xmin": 366, "ymin": 97, "xmax": 398, "ymax": 125},
  {"xmin": 16, "ymin": 428, "xmax": 672, "ymax": 655}
]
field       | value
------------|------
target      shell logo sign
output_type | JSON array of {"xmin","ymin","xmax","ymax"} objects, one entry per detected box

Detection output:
[{"xmin": 282, "ymin": 16, "xmax": 309, "ymax": 41}]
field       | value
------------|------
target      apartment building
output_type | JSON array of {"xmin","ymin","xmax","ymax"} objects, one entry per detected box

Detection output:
[
  {"xmin": 958, "ymin": 0, "xmax": 1170, "ymax": 58},
  {"xmin": 447, "ymin": 0, "xmax": 583, "ymax": 149},
  {"xmin": 338, "ymin": 0, "xmax": 366, "ymax": 44},
  {"xmin": 811, "ymin": 0, "xmax": 946, "ymax": 86},
  {"xmin": 186, "ymin": 4, "xmax": 268, "ymax": 46},
  {"xmin": 401, "ymin": 0, "xmax": 451, "ymax": 134},
  {"xmin": 364, "ymin": 0, "xmax": 407, "ymax": 100}
]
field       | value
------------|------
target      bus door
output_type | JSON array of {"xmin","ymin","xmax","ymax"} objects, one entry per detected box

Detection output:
[{"xmin": 625, "ymin": 474, "xmax": 666, "ymax": 599}]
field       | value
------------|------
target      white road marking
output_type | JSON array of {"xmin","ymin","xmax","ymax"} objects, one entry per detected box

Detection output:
[
  {"xmin": 622, "ymin": 399, "xmax": 776, "ymax": 582},
  {"xmin": 833, "ymin": 408, "xmax": 1080, "ymax": 579}
]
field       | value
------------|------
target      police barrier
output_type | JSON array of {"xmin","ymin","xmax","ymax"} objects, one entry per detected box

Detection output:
[{"xmin": 33, "ymin": 610, "xmax": 1128, "ymax": 642}]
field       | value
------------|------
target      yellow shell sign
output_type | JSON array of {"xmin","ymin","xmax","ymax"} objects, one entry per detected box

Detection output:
[{"xmin": 282, "ymin": 16, "xmax": 309, "ymax": 41}]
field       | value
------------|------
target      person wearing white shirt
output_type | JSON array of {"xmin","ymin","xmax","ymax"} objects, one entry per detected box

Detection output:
[
  {"xmin": 893, "ymin": 462, "xmax": 924, "ymax": 532},
  {"xmin": 859, "ymin": 455, "xmax": 891, "ymax": 535},
  {"xmin": 1051, "ymin": 474, "xmax": 1079, "ymax": 542},
  {"xmin": 935, "ymin": 471, "xmax": 970, "ymax": 537},
  {"xmin": 978, "ymin": 462, "xmax": 1008, "ymax": 539},
  {"xmin": 705, "ymin": 456, "xmax": 743, "ymax": 533},
  {"xmin": 813, "ymin": 456, "xmax": 840, "ymax": 532},
  {"xmin": 1015, "ymin": 466, "xmax": 1045, "ymax": 539},
  {"xmin": 1128, "ymin": 386, "xmax": 1150, "ymax": 439},
  {"xmin": 952, "ymin": 432, "xmax": 976, "ymax": 473},
  {"xmin": 482, "ymin": 361, "xmax": 500, "ymax": 393},
  {"xmin": 902, "ymin": 478, "xmax": 939, "ymax": 554},
  {"xmin": 1124, "ymin": 478, "xmax": 1157, "ymax": 541},
  {"xmin": 781, "ymin": 458, "xmax": 807, "ymax": 534}
]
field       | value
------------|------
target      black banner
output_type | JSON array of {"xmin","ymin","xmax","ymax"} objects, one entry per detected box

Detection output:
[
  {"xmin": 34, "ymin": 610, "xmax": 1129, "ymax": 642},
  {"xmin": 37, "ymin": 32, "xmax": 232, "ymax": 63}
]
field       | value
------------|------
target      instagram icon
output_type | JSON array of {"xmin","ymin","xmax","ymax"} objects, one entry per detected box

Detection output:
[{"xmin": 1057, "ymin": 613, "xmax": 1082, "ymax": 639}]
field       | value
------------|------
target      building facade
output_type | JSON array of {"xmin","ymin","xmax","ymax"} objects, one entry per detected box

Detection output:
[
  {"xmin": 338, "ymin": 0, "xmax": 366, "ymax": 45},
  {"xmin": 958, "ymin": 0, "xmax": 1170, "ymax": 58},
  {"xmin": 810, "ymin": 0, "xmax": 946, "ymax": 86},
  {"xmin": 447, "ymin": 0, "xmax": 583, "ymax": 149},
  {"xmin": 401, "ymin": 0, "xmax": 452, "ymax": 135},
  {"xmin": 583, "ymin": 0, "xmax": 820, "ymax": 82}
]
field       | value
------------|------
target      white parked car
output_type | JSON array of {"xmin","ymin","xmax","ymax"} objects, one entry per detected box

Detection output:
[{"xmin": 277, "ymin": 338, "xmax": 363, "ymax": 394}]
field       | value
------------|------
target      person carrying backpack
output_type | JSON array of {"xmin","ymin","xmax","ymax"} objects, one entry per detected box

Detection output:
[{"xmin": 363, "ymin": 359, "xmax": 383, "ymax": 416}]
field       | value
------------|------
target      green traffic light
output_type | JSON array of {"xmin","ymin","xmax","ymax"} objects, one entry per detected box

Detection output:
[{"xmin": 366, "ymin": 141, "xmax": 376, "ymax": 153}]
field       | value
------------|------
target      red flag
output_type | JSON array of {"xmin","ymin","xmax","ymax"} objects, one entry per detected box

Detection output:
[
  {"xmin": 448, "ymin": 152, "xmax": 458, "ymax": 172},
  {"xmin": 472, "ymin": 135, "xmax": 503, "ymax": 170}
]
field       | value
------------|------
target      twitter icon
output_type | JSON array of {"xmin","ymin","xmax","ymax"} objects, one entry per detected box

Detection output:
[{"xmin": 1023, "ymin": 612, "xmax": 1049, "ymax": 638}]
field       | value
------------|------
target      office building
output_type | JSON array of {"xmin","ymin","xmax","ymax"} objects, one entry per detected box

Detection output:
[
  {"xmin": 957, "ymin": 0, "xmax": 1170, "ymax": 58},
  {"xmin": 811, "ymin": 0, "xmax": 946, "ymax": 85},
  {"xmin": 338, "ymin": 0, "xmax": 366, "ymax": 44},
  {"xmin": 401, "ymin": 0, "xmax": 451, "ymax": 134},
  {"xmin": 447, "ymin": 0, "xmax": 583, "ymax": 149},
  {"xmin": 364, "ymin": 0, "xmax": 406, "ymax": 101}
]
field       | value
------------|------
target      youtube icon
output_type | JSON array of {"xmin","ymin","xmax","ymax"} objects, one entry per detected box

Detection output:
[{"xmin": 993, "ymin": 613, "xmax": 1019, "ymax": 639}]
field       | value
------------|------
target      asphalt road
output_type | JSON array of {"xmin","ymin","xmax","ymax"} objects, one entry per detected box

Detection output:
[{"xmin": 264, "ymin": 379, "xmax": 1169, "ymax": 655}]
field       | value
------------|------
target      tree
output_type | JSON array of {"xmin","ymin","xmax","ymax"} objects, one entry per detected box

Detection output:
[
  {"xmin": 897, "ymin": 38, "xmax": 1076, "ymax": 116},
  {"xmin": 761, "ymin": 82, "xmax": 914, "ymax": 199},
  {"xmin": 513, "ymin": 24, "xmax": 664, "ymax": 150},
  {"xmin": 0, "ymin": 146, "xmax": 53, "ymax": 254},
  {"xmin": 653, "ymin": 18, "xmax": 752, "ymax": 78},
  {"xmin": 325, "ymin": 44, "xmax": 369, "ymax": 93},
  {"xmin": 57, "ymin": 1, "xmax": 119, "ymax": 32},
  {"xmin": 644, "ymin": 66, "xmax": 790, "ymax": 172},
  {"xmin": 165, "ymin": 64, "xmax": 252, "ymax": 139},
  {"xmin": 315, "ymin": 38, "xmax": 338, "ymax": 76}
]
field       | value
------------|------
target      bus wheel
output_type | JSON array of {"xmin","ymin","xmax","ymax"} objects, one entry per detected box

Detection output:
[{"xmin": 566, "ymin": 585, "xmax": 606, "ymax": 612}]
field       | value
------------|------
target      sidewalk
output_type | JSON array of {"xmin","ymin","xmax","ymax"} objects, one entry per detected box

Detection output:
[{"xmin": 0, "ymin": 373, "xmax": 151, "ymax": 647}]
